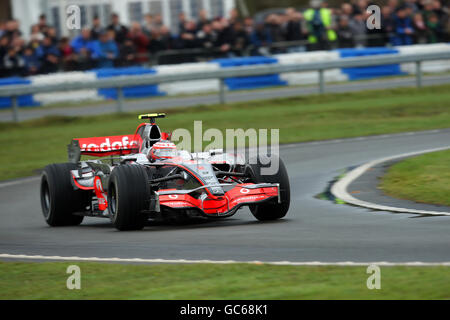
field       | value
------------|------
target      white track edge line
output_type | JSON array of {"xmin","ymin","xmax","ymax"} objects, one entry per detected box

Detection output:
[
  {"xmin": 331, "ymin": 146, "xmax": 450, "ymax": 216},
  {"xmin": 0, "ymin": 254, "xmax": 449, "ymax": 266}
]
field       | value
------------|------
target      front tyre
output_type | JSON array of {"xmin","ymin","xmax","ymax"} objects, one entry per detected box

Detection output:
[
  {"xmin": 247, "ymin": 155, "xmax": 290, "ymax": 221},
  {"xmin": 108, "ymin": 165, "xmax": 150, "ymax": 231},
  {"xmin": 40, "ymin": 163, "xmax": 88, "ymax": 226}
]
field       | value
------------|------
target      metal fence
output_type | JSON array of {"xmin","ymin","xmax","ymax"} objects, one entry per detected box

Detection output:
[{"xmin": 1, "ymin": 51, "xmax": 449, "ymax": 122}]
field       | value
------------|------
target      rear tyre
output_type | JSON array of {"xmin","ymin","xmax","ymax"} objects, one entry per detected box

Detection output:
[
  {"xmin": 40, "ymin": 163, "xmax": 88, "ymax": 226},
  {"xmin": 246, "ymin": 155, "xmax": 290, "ymax": 221},
  {"xmin": 108, "ymin": 165, "xmax": 150, "ymax": 231}
]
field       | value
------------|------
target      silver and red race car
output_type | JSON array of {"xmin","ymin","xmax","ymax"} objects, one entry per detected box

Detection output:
[{"xmin": 40, "ymin": 113, "xmax": 290, "ymax": 230}]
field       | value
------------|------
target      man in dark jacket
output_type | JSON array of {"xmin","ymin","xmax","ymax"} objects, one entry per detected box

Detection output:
[
  {"xmin": 107, "ymin": 13, "xmax": 128, "ymax": 45},
  {"xmin": 337, "ymin": 16, "xmax": 355, "ymax": 48},
  {"xmin": 36, "ymin": 36, "xmax": 60, "ymax": 74},
  {"xmin": 392, "ymin": 6, "xmax": 414, "ymax": 45},
  {"xmin": 3, "ymin": 46, "xmax": 25, "ymax": 77}
]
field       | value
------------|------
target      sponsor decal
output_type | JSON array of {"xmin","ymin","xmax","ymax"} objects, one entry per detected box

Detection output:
[
  {"xmin": 164, "ymin": 201, "xmax": 190, "ymax": 207},
  {"xmin": 230, "ymin": 195, "xmax": 267, "ymax": 206},
  {"xmin": 93, "ymin": 176, "xmax": 108, "ymax": 211},
  {"xmin": 77, "ymin": 135, "xmax": 139, "ymax": 152}
]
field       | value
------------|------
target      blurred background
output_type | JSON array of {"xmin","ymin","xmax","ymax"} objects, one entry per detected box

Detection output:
[{"xmin": 1, "ymin": 0, "xmax": 449, "ymax": 75}]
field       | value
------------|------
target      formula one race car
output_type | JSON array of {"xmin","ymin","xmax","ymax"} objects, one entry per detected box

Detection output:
[{"xmin": 40, "ymin": 113, "xmax": 290, "ymax": 230}]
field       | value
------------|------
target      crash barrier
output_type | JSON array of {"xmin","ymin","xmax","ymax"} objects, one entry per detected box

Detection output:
[
  {"xmin": 0, "ymin": 77, "xmax": 38, "ymax": 108},
  {"xmin": 95, "ymin": 67, "xmax": 164, "ymax": 100},
  {"xmin": 1, "ymin": 43, "xmax": 450, "ymax": 121}
]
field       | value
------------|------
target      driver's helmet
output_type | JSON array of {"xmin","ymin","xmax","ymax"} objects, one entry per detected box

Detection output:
[{"xmin": 148, "ymin": 141, "xmax": 178, "ymax": 162}]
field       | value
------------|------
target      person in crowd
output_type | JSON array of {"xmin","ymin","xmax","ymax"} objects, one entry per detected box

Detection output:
[
  {"xmin": 0, "ymin": 22, "xmax": 5, "ymax": 38},
  {"xmin": 71, "ymin": 28, "xmax": 95, "ymax": 54},
  {"xmin": 91, "ymin": 15, "xmax": 104, "ymax": 40},
  {"xmin": 36, "ymin": 36, "xmax": 60, "ymax": 74},
  {"xmin": 404, "ymin": 0, "xmax": 420, "ymax": 13},
  {"xmin": 243, "ymin": 17, "xmax": 254, "ymax": 36},
  {"xmin": 91, "ymin": 30, "xmax": 118, "ymax": 68},
  {"xmin": 214, "ymin": 18, "xmax": 234, "ymax": 55},
  {"xmin": 285, "ymin": 8, "xmax": 307, "ymax": 43},
  {"xmin": 152, "ymin": 14, "xmax": 164, "ymax": 31},
  {"xmin": 380, "ymin": 5, "xmax": 395, "ymax": 45},
  {"xmin": 58, "ymin": 37, "xmax": 76, "ymax": 71},
  {"xmin": 107, "ymin": 13, "xmax": 128, "ymax": 44},
  {"xmin": 127, "ymin": 22, "xmax": 150, "ymax": 63},
  {"xmin": 179, "ymin": 20, "xmax": 199, "ymax": 49},
  {"xmin": 337, "ymin": 16, "xmax": 355, "ymax": 48},
  {"xmin": 197, "ymin": 9, "xmax": 211, "ymax": 31},
  {"xmin": 2, "ymin": 46, "xmax": 25, "ymax": 77},
  {"xmin": 69, "ymin": 27, "xmax": 95, "ymax": 70},
  {"xmin": 119, "ymin": 38, "xmax": 137, "ymax": 67},
  {"xmin": 30, "ymin": 24, "xmax": 44, "ymax": 43},
  {"xmin": 387, "ymin": 0, "xmax": 400, "ymax": 12},
  {"xmin": 46, "ymin": 27, "xmax": 58, "ymax": 45},
  {"xmin": 341, "ymin": 3, "xmax": 354, "ymax": 18},
  {"xmin": 349, "ymin": 13, "xmax": 367, "ymax": 47},
  {"xmin": 177, "ymin": 12, "xmax": 187, "ymax": 34},
  {"xmin": 392, "ymin": 6, "xmax": 414, "ymax": 45},
  {"xmin": 304, "ymin": 0, "xmax": 337, "ymax": 50},
  {"xmin": 149, "ymin": 26, "xmax": 173, "ymax": 53},
  {"xmin": 412, "ymin": 12, "xmax": 430, "ymax": 43},
  {"xmin": 196, "ymin": 23, "xmax": 216, "ymax": 50},
  {"xmin": 22, "ymin": 46, "xmax": 40, "ymax": 75},
  {"xmin": 264, "ymin": 14, "xmax": 285, "ymax": 44},
  {"xmin": 37, "ymin": 14, "xmax": 50, "ymax": 35},
  {"xmin": 229, "ymin": 21, "xmax": 249, "ymax": 56},
  {"xmin": 143, "ymin": 13, "xmax": 155, "ymax": 36},
  {"xmin": 354, "ymin": 0, "xmax": 369, "ymax": 16},
  {"xmin": 426, "ymin": 12, "xmax": 443, "ymax": 42},
  {"xmin": 0, "ymin": 36, "xmax": 9, "ymax": 63},
  {"xmin": 3, "ymin": 19, "xmax": 21, "ymax": 42},
  {"xmin": 250, "ymin": 22, "xmax": 273, "ymax": 54}
]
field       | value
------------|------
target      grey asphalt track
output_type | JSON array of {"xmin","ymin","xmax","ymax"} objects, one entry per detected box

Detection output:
[
  {"xmin": 1, "ymin": 129, "xmax": 449, "ymax": 263},
  {"xmin": 1, "ymin": 74, "xmax": 449, "ymax": 122}
]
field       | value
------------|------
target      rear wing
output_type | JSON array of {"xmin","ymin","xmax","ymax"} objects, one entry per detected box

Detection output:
[{"xmin": 68, "ymin": 134, "xmax": 141, "ymax": 163}]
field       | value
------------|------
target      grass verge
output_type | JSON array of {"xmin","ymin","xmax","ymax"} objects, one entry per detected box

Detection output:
[
  {"xmin": 0, "ymin": 261, "xmax": 449, "ymax": 299},
  {"xmin": 1, "ymin": 84, "xmax": 450, "ymax": 181},
  {"xmin": 380, "ymin": 149, "xmax": 450, "ymax": 206}
]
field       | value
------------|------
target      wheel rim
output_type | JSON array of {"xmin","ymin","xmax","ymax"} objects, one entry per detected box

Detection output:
[
  {"xmin": 108, "ymin": 185, "xmax": 118, "ymax": 219},
  {"xmin": 41, "ymin": 178, "xmax": 51, "ymax": 218}
]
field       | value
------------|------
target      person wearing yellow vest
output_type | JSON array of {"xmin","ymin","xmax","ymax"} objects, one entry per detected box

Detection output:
[{"xmin": 304, "ymin": 0, "xmax": 337, "ymax": 49}]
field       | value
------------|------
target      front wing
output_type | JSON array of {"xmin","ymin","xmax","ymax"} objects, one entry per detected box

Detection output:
[{"xmin": 155, "ymin": 183, "xmax": 280, "ymax": 217}]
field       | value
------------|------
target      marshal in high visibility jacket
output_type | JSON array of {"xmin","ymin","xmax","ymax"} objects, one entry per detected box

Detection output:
[{"xmin": 304, "ymin": 8, "xmax": 337, "ymax": 43}]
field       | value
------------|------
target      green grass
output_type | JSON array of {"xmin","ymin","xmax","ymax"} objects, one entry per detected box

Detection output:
[
  {"xmin": 380, "ymin": 149, "xmax": 450, "ymax": 206},
  {"xmin": 0, "ymin": 261, "xmax": 448, "ymax": 299},
  {"xmin": 1, "ymin": 85, "xmax": 450, "ymax": 181}
]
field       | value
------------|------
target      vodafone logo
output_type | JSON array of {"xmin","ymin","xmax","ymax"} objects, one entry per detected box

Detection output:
[
  {"xmin": 168, "ymin": 195, "xmax": 178, "ymax": 199},
  {"xmin": 79, "ymin": 135, "xmax": 139, "ymax": 152},
  {"xmin": 240, "ymin": 188, "xmax": 250, "ymax": 194}
]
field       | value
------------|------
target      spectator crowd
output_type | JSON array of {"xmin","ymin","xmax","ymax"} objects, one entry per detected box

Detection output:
[{"xmin": 0, "ymin": 0, "xmax": 449, "ymax": 78}]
